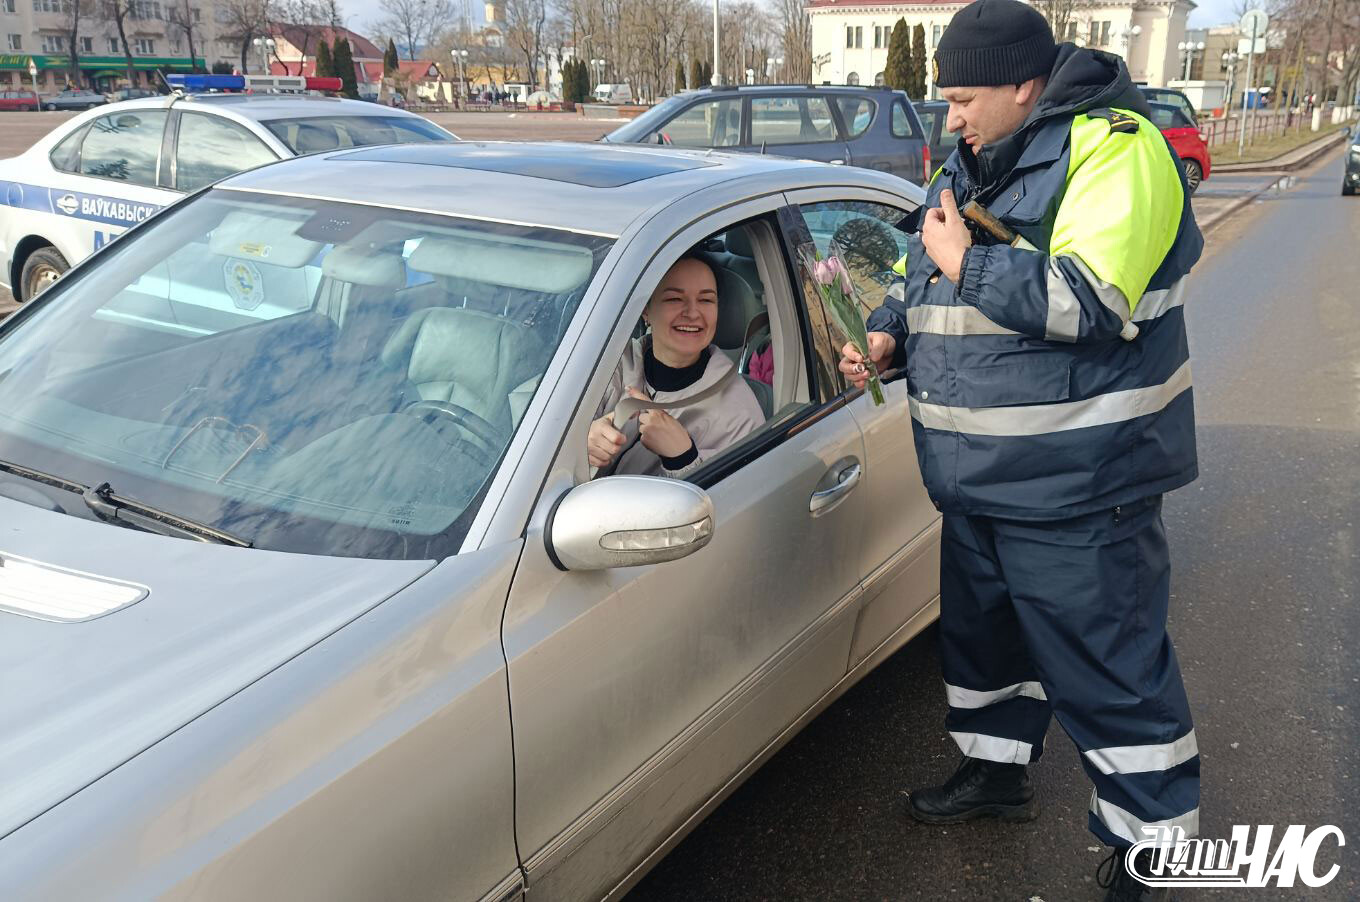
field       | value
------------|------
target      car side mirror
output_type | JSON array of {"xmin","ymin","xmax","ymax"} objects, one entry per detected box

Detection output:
[{"xmin": 546, "ymin": 476, "xmax": 714, "ymax": 571}]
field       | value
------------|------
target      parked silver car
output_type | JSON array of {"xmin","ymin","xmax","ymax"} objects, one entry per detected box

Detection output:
[{"xmin": 0, "ymin": 141, "xmax": 940, "ymax": 900}]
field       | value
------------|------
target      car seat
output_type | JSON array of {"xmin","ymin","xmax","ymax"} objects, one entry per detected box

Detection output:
[{"xmin": 379, "ymin": 307, "xmax": 543, "ymax": 433}]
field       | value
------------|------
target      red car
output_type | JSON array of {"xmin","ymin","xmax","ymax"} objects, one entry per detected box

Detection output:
[
  {"xmin": 0, "ymin": 89, "xmax": 40, "ymax": 112},
  {"xmin": 1147, "ymin": 101, "xmax": 1210, "ymax": 193}
]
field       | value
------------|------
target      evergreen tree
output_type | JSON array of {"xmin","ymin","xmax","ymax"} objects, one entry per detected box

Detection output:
[
  {"xmin": 883, "ymin": 18, "xmax": 911, "ymax": 92},
  {"xmin": 689, "ymin": 58, "xmax": 703, "ymax": 92},
  {"xmin": 909, "ymin": 23, "xmax": 927, "ymax": 98},
  {"xmin": 700, "ymin": 61, "xmax": 713, "ymax": 86},
  {"xmin": 571, "ymin": 59, "xmax": 587, "ymax": 102},
  {"xmin": 314, "ymin": 40, "xmax": 334, "ymax": 78},
  {"xmin": 384, "ymin": 38, "xmax": 399, "ymax": 75},
  {"xmin": 332, "ymin": 38, "xmax": 359, "ymax": 98},
  {"xmin": 675, "ymin": 59, "xmax": 686, "ymax": 93},
  {"xmin": 564, "ymin": 58, "xmax": 579, "ymax": 102}
]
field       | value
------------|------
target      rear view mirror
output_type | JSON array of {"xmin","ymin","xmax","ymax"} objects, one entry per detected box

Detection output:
[{"xmin": 546, "ymin": 476, "xmax": 714, "ymax": 571}]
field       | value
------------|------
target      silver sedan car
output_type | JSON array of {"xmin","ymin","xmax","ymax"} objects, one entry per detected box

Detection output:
[{"xmin": 0, "ymin": 142, "xmax": 939, "ymax": 900}]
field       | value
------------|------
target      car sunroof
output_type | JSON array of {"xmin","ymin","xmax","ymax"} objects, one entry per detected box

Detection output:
[{"xmin": 334, "ymin": 144, "xmax": 717, "ymax": 188}]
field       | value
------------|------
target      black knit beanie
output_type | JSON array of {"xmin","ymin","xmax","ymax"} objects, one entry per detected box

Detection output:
[{"xmin": 934, "ymin": 0, "xmax": 1058, "ymax": 88}]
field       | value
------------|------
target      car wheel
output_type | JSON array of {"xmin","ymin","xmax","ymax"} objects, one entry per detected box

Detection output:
[
  {"xmin": 18, "ymin": 105, "xmax": 30, "ymax": 112},
  {"xmin": 19, "ymin": 246, "xmax": 69, "ymax": 302},
  {"xmin": 1344, "ymin": 181, "xmax": 1356, "ymax": 196},
  {"xmin": 43, "ymin": 103, "xmax": 56, "ymax": 111},
  {"xmin": 1183, "ymin": 159, "xmax": 1203, "ymax": 194}
]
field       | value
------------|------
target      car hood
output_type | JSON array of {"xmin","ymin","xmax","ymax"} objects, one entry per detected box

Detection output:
[{"xmin": 0, "ymin": 497, "xmax": 434, "ymax": 839}]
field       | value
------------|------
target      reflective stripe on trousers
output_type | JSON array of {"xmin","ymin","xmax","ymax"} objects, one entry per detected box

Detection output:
[{"xmin": 937, "ymin": 499, "xmax": 1200, "ymax": 847}]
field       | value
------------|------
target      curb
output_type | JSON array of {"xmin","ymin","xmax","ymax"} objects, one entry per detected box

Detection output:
[{"xmin": 1214, "ymin": 128, "xmax": 1351, "ymax": 174}]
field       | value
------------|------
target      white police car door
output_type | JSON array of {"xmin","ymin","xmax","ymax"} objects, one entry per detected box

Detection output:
[{"xmin": 44, "ymin": 108, "xmax": 179, "ymax": 261}]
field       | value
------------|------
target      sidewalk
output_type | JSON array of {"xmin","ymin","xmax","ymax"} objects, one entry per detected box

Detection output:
[{"xmin": 1215, "ymin": 125, "xmax": 1353, "ymax": 174}]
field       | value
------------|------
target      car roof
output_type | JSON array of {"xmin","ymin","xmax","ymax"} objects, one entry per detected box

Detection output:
[
  {"xmin": 60, "ymin": 92, "xmax": 426, "ymax": 122},
  {"xmin": 216, "ymin": 140, "xmax": 865, "ymax": 237}
]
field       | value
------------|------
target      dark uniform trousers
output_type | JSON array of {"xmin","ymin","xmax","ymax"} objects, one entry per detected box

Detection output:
[{"xmin": 939, "ymin": 495, "xmax": 1201, "ymax": 848}]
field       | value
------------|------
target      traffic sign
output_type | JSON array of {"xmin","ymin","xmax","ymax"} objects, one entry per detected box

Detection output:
[{"xmin": 1239, "ymin": 9, "xmax": 1268, "ymax": 39}]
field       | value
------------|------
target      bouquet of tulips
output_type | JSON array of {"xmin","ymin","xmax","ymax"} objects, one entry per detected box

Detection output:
[{"xmin": 801, "ymin": 244, "xmax": 885, "ymax": 406}]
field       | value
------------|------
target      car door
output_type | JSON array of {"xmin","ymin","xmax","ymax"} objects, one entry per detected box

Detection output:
[
  {"xmin": 740, "ymin": 93, "xmax": 849, "ymax": 166},
  {"xmin": 840, "ymin": 93, "xmax": 925, "ymax": 184},
  {"xmin": 784, "ymin": 190, "xmax": 942, "ymax": 668},
  {"xmin": 500, "ymin": 200, "xmax": 871, "ymax": 900},
  {"xmin": 42, "ymin": 107, "xmax": 179, "ymax": 263}
]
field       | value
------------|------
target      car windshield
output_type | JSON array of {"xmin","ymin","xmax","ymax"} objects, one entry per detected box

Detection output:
[
  {"xmin": 264, "ymin": 115, "xmax": 453, "ymax": 154},
  {"xmin": 0, "ymin": 190, "xmax": 612, "ymax": 559}
]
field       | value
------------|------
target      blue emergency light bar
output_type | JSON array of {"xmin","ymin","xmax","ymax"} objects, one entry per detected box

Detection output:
[{"xmin": 166, "ymin": 74, "xmax": 343, "ymax": 93}]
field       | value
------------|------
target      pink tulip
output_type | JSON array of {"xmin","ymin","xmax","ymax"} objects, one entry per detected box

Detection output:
[{"xmin": 813, "ymin": 256, "xmax": 853, "ymax": 294}]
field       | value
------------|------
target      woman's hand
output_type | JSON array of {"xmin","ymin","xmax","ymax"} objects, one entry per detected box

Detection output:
[
  {"xmin": 627, "ymin": 386, "xmax": 694, "ymax": 459},
  {"xmin": 587, "ymin": 415, "xmax": 626, "ymax": 468}
]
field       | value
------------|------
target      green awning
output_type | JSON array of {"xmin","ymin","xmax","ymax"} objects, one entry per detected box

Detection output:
[{"xmin": 0, "ymin": 54, "xmax": 205, "ymax": 71}]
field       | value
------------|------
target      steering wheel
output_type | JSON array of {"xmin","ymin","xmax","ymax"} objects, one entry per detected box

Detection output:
[{"xmin": 402, "ymin": 400, "xmax": 506, "ymax": 459}]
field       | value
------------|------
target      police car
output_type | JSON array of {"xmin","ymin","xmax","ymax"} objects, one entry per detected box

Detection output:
[{"xmin": 0, "ymin": 74, "xmax": 456, "ymax": 302}]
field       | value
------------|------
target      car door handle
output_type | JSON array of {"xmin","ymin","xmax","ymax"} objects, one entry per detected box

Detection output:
[{"xmin": 810, "ymin": 461, "xmax": 862, "ymax": 515}]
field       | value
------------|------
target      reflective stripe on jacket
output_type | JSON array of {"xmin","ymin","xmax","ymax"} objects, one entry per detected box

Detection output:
[{"xmin": 869, "ymin": 56, "xmax": 1202, "ymax": 519}]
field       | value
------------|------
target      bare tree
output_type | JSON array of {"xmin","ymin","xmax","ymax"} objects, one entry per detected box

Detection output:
[
  {"xmin": 62, "ymin": 0, "xmax": 96, "ymax": 87},
  {"xmin": 103, "ymin": 0, "xmax": 138, "ymax": 86},
  {"xmin": 774, "ymin": 0, "xmax": 811, "ymax": 82},
  {"xmin": 219, "ymin": 0, "xmax": 273, "ymax": 73},
  {"xmin": 504, "ymin": 0, "xmax": 549, "ymax": 89},
  {"xmin": 372, "ymin": 0, "xmax": 456, "ymax": 60},
  {"xmin": 166, "ymin": 0, "xmax": 203, "ymax": 71},
  {"xmin": 1033, "ymin": 0, "xmax": 1079, "ymax": 43}
]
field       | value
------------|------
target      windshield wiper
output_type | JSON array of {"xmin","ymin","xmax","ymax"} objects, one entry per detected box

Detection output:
[{"xmin": 0, "ymin": 459, "xmax": 250, "ymax": 547}]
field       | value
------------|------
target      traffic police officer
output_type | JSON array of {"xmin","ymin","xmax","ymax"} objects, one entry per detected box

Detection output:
[{"xmin": 839, "ymin": 2, "xmax": 1201, "ymax": 897}]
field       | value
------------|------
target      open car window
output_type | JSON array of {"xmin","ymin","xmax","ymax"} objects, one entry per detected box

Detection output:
[{"xmin": 0, "ymin": 190, "xmax": 612, "ymax": 559}]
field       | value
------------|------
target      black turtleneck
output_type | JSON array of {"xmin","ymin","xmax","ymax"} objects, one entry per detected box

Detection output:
[{"xmin": 643, "ymin": 343, "xmax": 711, "ymax": 393}]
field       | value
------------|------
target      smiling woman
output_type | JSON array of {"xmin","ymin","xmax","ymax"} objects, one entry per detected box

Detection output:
[{"xmin": 586, "ymin": 252, "xmax": 765, "ymax": 479}]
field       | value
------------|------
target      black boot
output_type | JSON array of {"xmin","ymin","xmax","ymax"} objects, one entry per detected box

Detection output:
[
  {"xmin": 1096, "ymin": 848, "xmax": 1175, "ymax": 901},
  {"xmin": 907, "ymin": 756, "xmax": 1037, "ymax": 824}
]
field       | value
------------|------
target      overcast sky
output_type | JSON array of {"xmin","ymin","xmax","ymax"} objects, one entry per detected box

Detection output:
[{"xmin": 333, "ymin": 0, "xmax": 1245, "ymax": 52}]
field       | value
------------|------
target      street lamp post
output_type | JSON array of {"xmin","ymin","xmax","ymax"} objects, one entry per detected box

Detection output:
[
  {"xmin": 452, "ymin": 49, "xmax": 469, "ymax": 103},
  {"xmin": 712, "ymin": 0, "xmax": 720, "ymax": 85},
  {"xmin": 251, "ymin": 36, "xmax": 276, "ymax": 77},
  {"xmin": 590, "ymin": 58, "xmax": 606, "ymax": 92},
  {"xmin": 1118, "ymin": 24, "xmax": 1141, "ymax": 58},
  {"xmin": 1221, "ymin": 50, "xmax": 1239, "ymax": 113},
  {"xmin": 765, "ymin": 55, "xmax": 784, "ymax": 84},
  {"xmin": 1178, "ymin": 40, "xmax": 1205, "ymax": 82}
]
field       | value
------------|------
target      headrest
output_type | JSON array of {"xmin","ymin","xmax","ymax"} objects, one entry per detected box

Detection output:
[
  {"xmin": 407, "ymin": 231, "xmax": 593, "ymax": 293},
  {"xmin": 380, "ymin": 307, "xmax": 531, "ymax": 399},
  {"xmin": 724, "ymin": 227, "xmax": 755, "ymax": 257},
  {"xmin": 321, "ymin": 245, "xmax": 407, "ymax": 288},
  {"xmin": 294, "ymin": 122, "xmax": 340, "ymax": 154},
  {"xmin": 710, "ymin": 264, "xmax": 759, "ymax": 350},
  {"xmin": 209, "ymin": 211, "xmax": 321, "ymax": 268}
]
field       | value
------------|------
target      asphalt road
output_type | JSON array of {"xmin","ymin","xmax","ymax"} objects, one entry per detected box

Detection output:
[{"xmin": 626, "ymin": 146, "xmax": 1360, "ymax": 901}]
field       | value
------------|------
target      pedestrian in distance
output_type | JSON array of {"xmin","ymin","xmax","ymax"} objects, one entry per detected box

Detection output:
[{"xmin": 838, "ymin": 1, "xmax": 1203, "ymax": 899}]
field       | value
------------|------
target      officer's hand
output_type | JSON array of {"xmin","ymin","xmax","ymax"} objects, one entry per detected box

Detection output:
[
  {"xmin": 921, "ymin": 189, "xmax": 972, "ymax": 285},
  {"xmin": 839, "ymin": 332, "xmax": 896, "ymax": 389}
]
